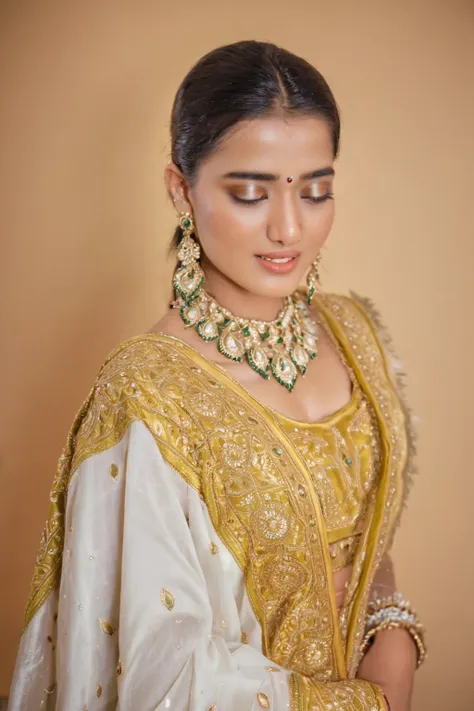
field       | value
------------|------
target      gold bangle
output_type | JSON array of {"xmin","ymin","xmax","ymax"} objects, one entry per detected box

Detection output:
[{"xmin": 361, "ymin": 620, "xmax": 427, "ymax": 668}]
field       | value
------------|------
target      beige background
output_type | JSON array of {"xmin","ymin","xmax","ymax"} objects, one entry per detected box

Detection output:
[{"xmin": 1, "ymin": 1, "xmax": 473, "ymax": 707}]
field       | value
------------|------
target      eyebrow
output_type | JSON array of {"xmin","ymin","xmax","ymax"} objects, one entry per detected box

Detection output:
[{"xmin": 222, "ymin": 167, "xmax": 335, "ymax": 181}]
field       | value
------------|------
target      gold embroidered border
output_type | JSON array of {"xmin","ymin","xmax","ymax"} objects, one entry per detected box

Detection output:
[
  {"xmin": 316, "ymin": 294, "xmax": 408, "ymax": 674},
  {"xmin": 289, "ymin": 673, "xmax": 388, "ymax": 710},
  {"xmin": 24, "ymin": 392, "xmax": 95, "ymax": 627},
  {"xmin": 350, "ymin": 291, "xmax": 418, "ymax": 534}
]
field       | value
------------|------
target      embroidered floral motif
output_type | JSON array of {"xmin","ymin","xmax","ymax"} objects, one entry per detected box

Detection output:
[
  {"xmin": 210, "ymin": 541, "xmax": 219, "ymax": 555},
  {"xmin": 257, "ymin": 692, "xmax": 271, "ymax": 708},
  {"xmin": 290, "ymin": 674, "xmax": 387, "ymax": 710},
  {"xmin": 160, "ymin": 588, "xmax": 175, "ymax": 611},
  {"xmin": 281, "ymin": 375, "xmax": 381, "ymax": 553},
  {"xmin": 252, "ymin": 502, "xmax": 295, "ymax": 542}
]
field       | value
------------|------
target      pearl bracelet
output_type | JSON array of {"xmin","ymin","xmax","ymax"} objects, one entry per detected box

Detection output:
[{"xmin": 361, "ymin": 593, "xmax": 427, "ymax": 668}]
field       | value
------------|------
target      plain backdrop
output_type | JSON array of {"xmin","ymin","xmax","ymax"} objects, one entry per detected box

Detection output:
[{"xmin": 1, "ymin": 1, "xmax": 473, "ymax": 707}]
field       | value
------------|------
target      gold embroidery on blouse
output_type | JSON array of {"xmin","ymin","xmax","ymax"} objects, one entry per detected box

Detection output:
[
  {"xmin": 116, "ymin": 660, "xmax": 123, "ymax": 676},
  {"xmin": 99, "ymin": 618, "xmax": 116, "ymax": 635},
  {"xmin": 210, "ymin": 541, "xmax": 219, "ymax": 555},
  {"xmin": 241, "ymin": 630, "xmax": 249, "ymax": 644},
  {"xmin": 96, "ymin": 683, "xmax": 103, "ymax": 698},
  {"xmin": 257, "ymin": 692, "xmax": 271, "ymax": 708},
  {"xmin": 276, "ymin": 382, "xmax": 382, "ymax": 574},
  {"xmin": 160, "ymin": 588, "xmax": 175, "ymax": 611},
  {"xmin": 266, "ymin": 666, "xmax": 280, "ymax": 672},
  {"xmin": 109, "ymin": 463, "xmax": 119, "ymax": 479}
]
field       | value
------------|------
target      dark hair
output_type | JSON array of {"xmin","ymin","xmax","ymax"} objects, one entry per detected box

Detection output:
[{"xmin": 171, "ymin": 40, "xmax": 340, "ymax": 248}]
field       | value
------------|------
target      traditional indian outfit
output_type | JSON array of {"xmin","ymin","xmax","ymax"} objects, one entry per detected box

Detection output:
[{"xmin": 8, "ymin": 292, "xmax": 417, "ymax": 711}]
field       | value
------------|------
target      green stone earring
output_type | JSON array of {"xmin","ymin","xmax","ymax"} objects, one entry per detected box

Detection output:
[
  {"xmin": 172, "ymin": 212, "xmax": 204, "ymax": 305},
  {"xmin": 307, "ymin": 254, "xmax": 322, "ymax": 305}
]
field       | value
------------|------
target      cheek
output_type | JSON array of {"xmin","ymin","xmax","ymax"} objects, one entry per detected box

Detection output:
[
  {"xmin": 324, "ymin": 205, "xmax": 336, "ymax": 234},
  {"xmin": 195, "ymin": 196, "xmax": 263, "ymax": 252},
  {"xmin": 314, "ymin": 203, "xmax": 335, "ymax": 237}
]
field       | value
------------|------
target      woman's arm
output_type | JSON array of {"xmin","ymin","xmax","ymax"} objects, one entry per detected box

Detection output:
[
  {"xmin": 358, "ymin": 627, "xmax": 417, "ymax": 711},
  {"xmin": 356, "ymin": 555, "xmax": 420, "ymax": 711}
]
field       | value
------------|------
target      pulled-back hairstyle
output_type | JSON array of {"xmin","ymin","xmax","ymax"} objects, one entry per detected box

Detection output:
[{"xmin": 170, "ymin": 40, "xmax": 340, "ymax": 248}]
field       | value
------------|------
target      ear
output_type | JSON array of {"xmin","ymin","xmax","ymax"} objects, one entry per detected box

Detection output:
[{"xmin": 164, "ymin": 163, "xmax": 192, "ymax": 213}]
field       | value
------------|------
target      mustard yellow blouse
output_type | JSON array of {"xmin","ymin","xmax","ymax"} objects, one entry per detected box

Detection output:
[{"xmin": 272, "ymin": 382, "xmax": 382, "ymax": 571}]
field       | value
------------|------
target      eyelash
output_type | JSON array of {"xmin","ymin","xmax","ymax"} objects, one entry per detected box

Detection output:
[{"xmin": 231, "ymin": 193, "xmax": 334, "ymax": 205}]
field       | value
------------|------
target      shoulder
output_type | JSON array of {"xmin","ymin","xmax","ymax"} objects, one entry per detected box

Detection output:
[
  {"xmin": 315, "ymin": 290, "xmax": 405, "ymax": 377},
  {"xmin": 314, "ymin": 290, "xmax": 385, "ymax": 335},
  {"xmin": 98, "ymin": 332, "xmax": 184, "ymax": 381},
  {"xmin": 70, "ymin": 333, "xmax": 202, "ymax": 474}
]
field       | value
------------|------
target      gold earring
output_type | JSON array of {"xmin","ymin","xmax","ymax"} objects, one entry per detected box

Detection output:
[
  {"xmin": 173, "ymin": 212, "xmax": 204, "ymax": 306},
  {"xmin": 307, "ymin": 254, "xmax": 321, "ymax": 305}
]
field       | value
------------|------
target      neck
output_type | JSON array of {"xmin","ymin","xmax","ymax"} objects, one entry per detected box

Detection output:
[{"xmin": 201, "ymin": 256, "xmax": 287, "ymax": 322}]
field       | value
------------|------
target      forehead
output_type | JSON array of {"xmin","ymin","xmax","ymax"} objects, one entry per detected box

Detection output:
[{"xmin": 201, "ymin": 115, "xmax": 334, "ymax": 173}]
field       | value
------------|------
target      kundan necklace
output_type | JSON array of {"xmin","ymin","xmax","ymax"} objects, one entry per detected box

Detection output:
[
  {"xmin": 172, "ymin": 289, "xmax": 318, "ymax": 392},
  {"xmin": 171, "ymin": 212, "xmax": 319, "ymax": 391}
]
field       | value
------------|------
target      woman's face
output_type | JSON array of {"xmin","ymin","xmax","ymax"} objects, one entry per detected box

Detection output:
[{"xmin": 172, "ymin": 114, "xmax": 335, "ymax": 300}]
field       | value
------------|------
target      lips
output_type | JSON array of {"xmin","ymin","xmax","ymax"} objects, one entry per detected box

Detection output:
[
  {"xmin": 255, "ymin": 251, "xmax": 300, "ymax": 274},
  {"xmin": 257, "ymin": 251, "xmax": 300, "ymax": 262}
]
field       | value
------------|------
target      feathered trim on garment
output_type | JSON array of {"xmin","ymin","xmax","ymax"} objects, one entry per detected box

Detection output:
[{"xmin": 350, "ymin": 292, "xmax": 418, "ymax": 542}]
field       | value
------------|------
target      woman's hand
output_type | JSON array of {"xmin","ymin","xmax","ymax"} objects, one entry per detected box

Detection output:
[{"xmin": 357, "ymin": 628, "xmax": 417, "ymax": 711}]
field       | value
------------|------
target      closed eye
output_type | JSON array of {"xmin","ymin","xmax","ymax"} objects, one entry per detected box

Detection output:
[
  {"xmin": 303, "ymin": 192, "xmax": 334, "ymax": 204},
  {"xmin": 230, "ymin": 192, "xmax": 334, "ymax": 205},
  {"xmin": 230, "ymin": 194, "xmax": 267, "ymax": 205}
]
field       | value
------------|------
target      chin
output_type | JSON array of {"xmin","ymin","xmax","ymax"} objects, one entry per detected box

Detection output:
[{"xmin": 243, "ymin": 276, "xmax": 303, "ymax": 300}]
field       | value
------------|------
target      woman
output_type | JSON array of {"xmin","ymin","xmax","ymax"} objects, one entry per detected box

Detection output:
[{"xmin": 8, "ymin": 41, "xmax": 425, "ymax": 711}]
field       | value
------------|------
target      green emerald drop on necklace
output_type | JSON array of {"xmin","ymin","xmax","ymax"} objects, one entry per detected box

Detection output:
[{"xmin": 172, "ymin": 285, "xmax": 319, "ymax": 392}]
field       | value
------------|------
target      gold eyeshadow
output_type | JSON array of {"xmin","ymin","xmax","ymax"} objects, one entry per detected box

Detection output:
[
  {"xmin": 228, "ymin": 183, "xmax": 265, "ymax": 201},
  {"xmin": 302, "ymin": 178, "xmax": 333, "ymax": 199},
  {"xmin": 226, "ymin": 176, "xmax": 334, "ymax": 204}
]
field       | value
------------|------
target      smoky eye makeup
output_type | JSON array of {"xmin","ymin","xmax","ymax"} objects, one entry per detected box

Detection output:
[
  {"xmin": 227, "ymin": 183, "xmax": 267, "ymax": 204},
  {"xmin": 225, "ymin": 176, "xmax": 335, "ymax": 205},
  {"xmin": 301, "ymin": 178, "xmax": 334, "ymax": 202}
]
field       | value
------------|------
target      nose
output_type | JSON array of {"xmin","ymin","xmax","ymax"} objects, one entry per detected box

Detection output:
[{"xmin": 266, "ymin": 194, "xmax": 302, "ymax": 246}]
